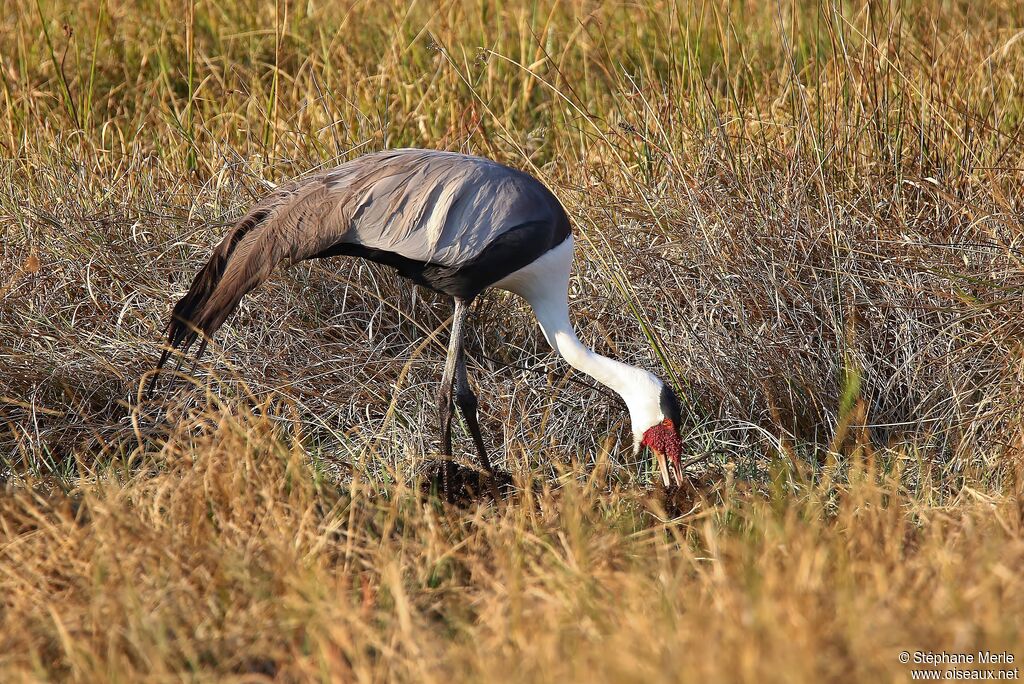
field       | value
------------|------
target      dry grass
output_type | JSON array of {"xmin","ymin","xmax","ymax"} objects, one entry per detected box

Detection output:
[
  {"xmin": 2, "ymin": 0, "xmax": 1024, "ymax": 681},
  {"xmin": 2, "ymin": 408, "xmax": 1023, "ymax": 682}
]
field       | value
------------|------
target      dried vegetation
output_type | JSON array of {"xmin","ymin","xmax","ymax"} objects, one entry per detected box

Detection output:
[{"xmin": 1, "ymin": 0, "xmax": 1023, "ymax": 681}]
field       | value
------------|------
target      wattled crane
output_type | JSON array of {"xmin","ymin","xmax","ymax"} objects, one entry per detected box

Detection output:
[{"xmin": 148, "ymin": 149, "xmax": 683, "ymax": 498}]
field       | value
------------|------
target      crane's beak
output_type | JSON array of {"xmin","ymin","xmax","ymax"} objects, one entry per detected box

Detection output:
[{"xmin": 649, "ymin": 445, "xmax": 681, "ymax": 487}]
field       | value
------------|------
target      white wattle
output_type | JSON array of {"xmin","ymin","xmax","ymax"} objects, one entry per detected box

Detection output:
[{"xmin": 492, "ymin": 236, "xmax": 665, "ymax": 447}]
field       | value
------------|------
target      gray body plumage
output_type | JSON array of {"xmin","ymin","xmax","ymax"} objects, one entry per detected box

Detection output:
[
  {"xmin": 320, "ymin": 148, "xmax": 564, "ymax": 265},
  {"xmin": 152, "ymin": 148, "xmax": 571, "ymax": 378}
]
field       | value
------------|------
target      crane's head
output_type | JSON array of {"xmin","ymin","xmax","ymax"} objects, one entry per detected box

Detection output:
[{"xmin": 624, "ymin": 373, "xmax": 684, "ymax": 487}]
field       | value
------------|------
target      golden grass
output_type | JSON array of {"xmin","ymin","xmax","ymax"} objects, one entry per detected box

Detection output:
[
  {"xmin": 2, "ymin": 0, "xmax": 1024, "ymax": 680},
  {"xmin": 2, "ymin": 408, "xmax": 1022, "ymax": 682}
]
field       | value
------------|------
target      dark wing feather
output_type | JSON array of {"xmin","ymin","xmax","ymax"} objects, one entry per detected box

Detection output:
[{"xmin": 147, "ymin": 176, "xmax": 341, "ymax": 397}]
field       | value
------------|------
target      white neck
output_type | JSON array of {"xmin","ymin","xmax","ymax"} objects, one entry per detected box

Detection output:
[
  {"xmin": 493, "ymin": 237, "xmax": 665, "ymax": 443},
  {"xmin": 533, "ymin": 297, "xmax": 651, "ymax": 399}
]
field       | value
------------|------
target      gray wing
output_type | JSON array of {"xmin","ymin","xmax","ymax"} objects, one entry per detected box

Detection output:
[
  {"xmin": 321, "ymin": 148, "xmax": 561, "ymax": 265},
  {"xmin": 149, "ymin": 149, "xmax": 566, "ymax": 392}
]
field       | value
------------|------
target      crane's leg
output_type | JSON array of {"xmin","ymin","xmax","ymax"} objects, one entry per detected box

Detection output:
[
  {"xmin": 437, "ymin": 297, "xmax": 471, "ymax": 502},
  {"xmin": 454, "ymin": 350, "xmax": 502, "ymax": 502},
  {"xmin": 454, "ymin": 352, "xmax": 492, "ymax": 472}
]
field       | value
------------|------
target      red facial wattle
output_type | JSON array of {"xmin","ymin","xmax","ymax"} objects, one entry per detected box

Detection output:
[{"xmin": 641, "ymin": 419, "xmax": 683, "ymax": 486}]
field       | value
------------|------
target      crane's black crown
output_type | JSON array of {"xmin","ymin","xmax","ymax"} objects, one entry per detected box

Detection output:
[{"xmin": 659, "ymin": 382, "xmax": 682, "ymax": 427}]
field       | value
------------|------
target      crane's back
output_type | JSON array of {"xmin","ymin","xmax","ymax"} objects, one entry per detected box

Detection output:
[
  {"xmin": 330, "ymin": 150, "xmax": 563, "ymax": 259},
  {"xmin": 311, "ymin": 149, "xmax": 572, "ymax": 297}
]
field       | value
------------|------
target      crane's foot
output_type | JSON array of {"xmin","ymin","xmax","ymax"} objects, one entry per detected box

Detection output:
[{"xmin": 423, "ymin": 460, "xmax": 513, "ymax": 506}]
